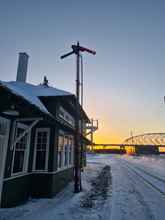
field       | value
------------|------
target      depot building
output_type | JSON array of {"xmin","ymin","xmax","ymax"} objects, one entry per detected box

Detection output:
[{"xmin": 0, "ymin": 53, "xmax": 90, "ymax": 207}]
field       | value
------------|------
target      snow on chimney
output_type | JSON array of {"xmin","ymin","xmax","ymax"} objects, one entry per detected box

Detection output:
[{"xmin": 16, "ymin": 52, "xmax": 29, "ymax": 82}]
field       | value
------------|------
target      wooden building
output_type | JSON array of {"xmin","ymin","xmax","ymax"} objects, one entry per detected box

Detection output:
[{"xmin": 0, "ymin": 53, "xmax": 90, "ymax": 207}]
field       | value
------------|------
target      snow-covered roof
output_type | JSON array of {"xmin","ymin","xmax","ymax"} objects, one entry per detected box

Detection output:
[{"xmin": 0, "ymin": 81, "xmax": 73, "ymax": 116}]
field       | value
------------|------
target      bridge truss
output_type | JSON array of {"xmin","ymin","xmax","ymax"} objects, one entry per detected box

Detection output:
[
  {"xmin": 93, "ymin": 133, "xmax": 165, "ymax": 149},
  {"xmin": 123, "ymin": 133, "xmax": 165, "ymax": 146}
]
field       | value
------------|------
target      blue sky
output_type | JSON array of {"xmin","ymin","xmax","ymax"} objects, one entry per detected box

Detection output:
[{"xmin": 1, "ymin": 0, "xmax": 165, "ymax": 143}]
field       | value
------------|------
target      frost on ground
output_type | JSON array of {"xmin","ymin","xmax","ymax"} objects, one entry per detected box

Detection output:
[
  {"xmin": 87, "ymin": 154, "xmax": 165, "ymax": 220},
  {"xmin": 122, "ymin": 154, "xmax": 165, "ymax": 178},
  {"xmin": 2, "ymin": 154, "xmax": 165, "ymax": 220},
  {"xmin": 0, "ymin": 156, "xmax": 112, "ymax": 220}
]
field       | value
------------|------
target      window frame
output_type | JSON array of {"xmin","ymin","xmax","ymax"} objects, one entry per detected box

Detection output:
[
  {"xmin": 57, "ymin": 134, "xmax": 64, "ymax": 169},
  {"xmin": 64, "ymin": 135, "xmax": 69, "ymax": 167},
  {"xmin": 68, "ymin": 136, "xmax": 74, "ymax": 165},
  {"xmin": 33, "ymin": 128, "xmax": 50, "ymax": 172},
  {"xmin": 11, "ymin": 122, "xmax": 31, "ymax": 176},
  {"xmin": 57, "ymin": 131, "xmax": 74, "ymax": 170}
]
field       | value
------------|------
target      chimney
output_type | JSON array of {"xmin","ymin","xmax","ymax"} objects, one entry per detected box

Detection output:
[{"xmin": 16, "ymin": 52, "xmax": 29, "ymax": 82}]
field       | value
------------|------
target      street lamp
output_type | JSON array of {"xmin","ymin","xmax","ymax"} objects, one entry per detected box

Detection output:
[{"xmin": 61, "ymin": 42, "xmax": 96, "ymax": 192}]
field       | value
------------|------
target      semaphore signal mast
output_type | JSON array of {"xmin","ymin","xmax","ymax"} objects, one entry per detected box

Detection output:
[{"xmin": 61, "ymin": 42, "xmax": 96, "ymax": 193}]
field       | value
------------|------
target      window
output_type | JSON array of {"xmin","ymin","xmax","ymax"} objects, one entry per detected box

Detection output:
[
  {"xmin": 57, "ymin": 132, "xmax": 74, "ymax": 170},
  {"xmin": 12, "ymin": 123, "xmax": 30, "ymax": 174},
  {"xmin": 64, "ymin": 136, "xmax": 69, "ymax": 166},
  {"xmin": 33, "ymin": 128, "xmax": 50, "ymax": 171},
  {"xmin": 69, "ymin": 137, "xmax": 74, "ymax": 165},
  {"xmin": 58, "ymin": 135, "xmax": 64, "ymax": 168}
]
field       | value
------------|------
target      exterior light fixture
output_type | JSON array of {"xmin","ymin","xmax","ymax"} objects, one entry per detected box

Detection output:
[{"xmin": 3, "ymin": 105, "xmax": 19, "ymax": 116}]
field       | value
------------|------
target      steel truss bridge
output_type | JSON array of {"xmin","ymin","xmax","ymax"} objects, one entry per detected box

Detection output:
[{"xmin": 93, "ymin": 133, "xmax": 165, "ymax": 148}]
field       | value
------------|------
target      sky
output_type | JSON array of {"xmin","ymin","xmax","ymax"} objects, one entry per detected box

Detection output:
[{"xmin": 1, "ymin": 0, "xmax": 165, "ymax": 143}]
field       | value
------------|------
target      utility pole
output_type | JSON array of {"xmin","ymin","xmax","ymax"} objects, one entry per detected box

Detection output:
[
  {"xmin": 80, "ymin": 54, "xmax": 84, "ymax": 176},
  {"xmin": 61, "ymin": 42, "xmax": 96, "ymax": 193}
]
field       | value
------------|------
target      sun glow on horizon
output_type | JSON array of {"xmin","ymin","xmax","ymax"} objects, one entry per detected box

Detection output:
[{"xmin": 93, "ymin": 132, "xmax": 123, "ymax": 144}]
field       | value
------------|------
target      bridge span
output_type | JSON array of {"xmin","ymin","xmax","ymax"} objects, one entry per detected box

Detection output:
[
  {"xmin": 93, "ymin": 144, "xmax": 165, "ymax": 147},
  {"xmin": 91, "ymin": 133, "xmax": 165, "ymax": 154}
]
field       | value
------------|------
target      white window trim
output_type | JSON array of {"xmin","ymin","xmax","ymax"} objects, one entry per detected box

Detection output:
[
  {"xmin": 57, "ymin": 133, "xmax": 74, "ymax": 170},
  {"xmin": 0, "ymin": 117, "xmax": 10, "ymax": 206},
  {"xmin": 33, "ymin": 128, "xmax": 50, "ymax": 172},
  {"xmin": 63, "ymin": 135, "xmax": 68, "ymax": 167},
  {"xmin": 57, "ymin": 134, "xmax": 64, "ymax": 169},
  {"xmin": 10, "ymin": 118, "xmax": 42, "ymax": 150},
  {"xmin": 11, "ymin": 122, "xmax": 31, "ymax": 176},
  {"xmin": 69, "ymin": 136, "xmax": 74, "ymax": 165}
]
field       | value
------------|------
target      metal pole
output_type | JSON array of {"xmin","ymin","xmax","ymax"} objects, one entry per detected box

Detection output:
[
  {"xmin": 80, "ymin": 55, "xmax": 84, "ymax": 188},
  {"xmin": 80, "ymin": 55, "xmax": 83, "ymax": 108},
  {"xmin": 91, "ymin": 118, "xmax": 94, "ymax": 151},
  {"xmin": 60, "ymin": 42, "xmax": 96, "ymax": 193},
  {"xmin": 74, "ymin": 42, "xmax": 81, "ymax": 192}
]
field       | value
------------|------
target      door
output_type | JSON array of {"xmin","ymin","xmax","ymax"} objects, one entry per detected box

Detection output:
[{"xmin": 0, "ymin": 117, "xmax": 10, "ymax": 206}]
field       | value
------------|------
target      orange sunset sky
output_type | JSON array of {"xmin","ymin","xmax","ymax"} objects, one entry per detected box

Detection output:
[{"xmin": 1, "ymin": 1, "xmax": 165, "ymax": 144}]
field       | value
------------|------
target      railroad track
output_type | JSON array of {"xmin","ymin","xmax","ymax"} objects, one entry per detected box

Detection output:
[{"xmin": 120, "ymin": 159, "xmax": 165, "ymax": 197}]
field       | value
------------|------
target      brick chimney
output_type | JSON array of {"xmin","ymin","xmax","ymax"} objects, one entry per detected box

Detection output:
[{"xmin": 16, "ymin": 52, "xmax": 29, "ymax": 82}]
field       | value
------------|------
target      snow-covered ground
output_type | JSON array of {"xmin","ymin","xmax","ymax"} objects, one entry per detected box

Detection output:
[
  {"xmin": 94, "ymin": 154, "xmax": 165, "ymax": 220},
  {"xmin": 0, "ymin": 155, "xmax": 111, "ymax": 220},
  {"xmin": 1, "ymin": 154, "xmax": 165, "ymax": 220}
]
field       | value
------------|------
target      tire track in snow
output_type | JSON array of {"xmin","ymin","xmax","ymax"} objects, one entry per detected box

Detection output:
[
  {"xmin": 131, "ymin": 165, "xmax": 165, "ymax": 185},
  {"xmin": 121, "ymin": 159, "xmax": 165, "ymax": 197},
  {"xmin": 121, "ymin": 165, "xmax": 155, "ymax": 220}
]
